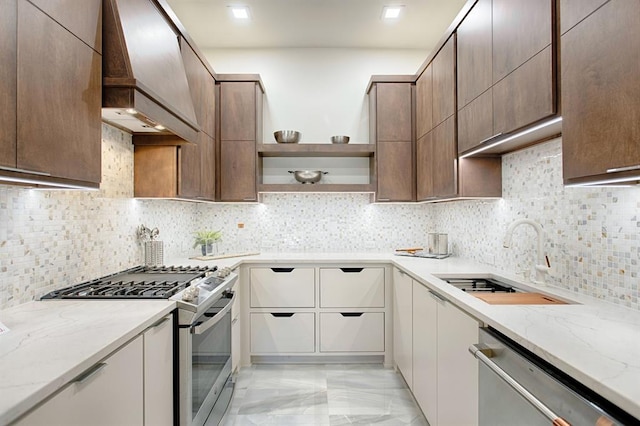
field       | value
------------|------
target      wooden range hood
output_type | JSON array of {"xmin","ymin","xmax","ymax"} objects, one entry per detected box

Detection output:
[{"xmin": 102, "ymin": 0, "xmax": 199, "ymax": 144}]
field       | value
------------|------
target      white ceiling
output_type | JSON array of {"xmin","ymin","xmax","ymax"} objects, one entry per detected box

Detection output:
[{"xmin": 165, "ymin": 0, "xmax": 468, "ymax": 50}]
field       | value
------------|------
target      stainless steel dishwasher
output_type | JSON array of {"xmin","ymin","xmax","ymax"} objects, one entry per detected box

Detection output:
[{"xmin": 470, "ymin": 327, "xmax": 639, "ymax": 426}]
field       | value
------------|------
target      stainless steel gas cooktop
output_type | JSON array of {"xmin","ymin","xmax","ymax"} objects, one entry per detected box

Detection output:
[{"xmin": 40, "ymin": 265, "xmax": 217, "ymax": 300}]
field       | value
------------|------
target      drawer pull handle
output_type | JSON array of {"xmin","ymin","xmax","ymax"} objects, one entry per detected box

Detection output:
[
  {"xmin": 271, "ymin": 268, "xmax": 294, "ymax": 273},
  {"xmin": 478, "ymin": 132, "xmax": 503, "ymax": 145},
  {"xmin": 0, "ymin": 165, "xmax": 51, "ymax": 176},
  {"xmin": 150, "ymin": 317, "xmax": 170, "ymax": 329},
  {"xmin": 428, "ymin": 290, "xmax": 448, "ymax": 303},
  {"xmin": 271, "ymin": 313, "xmax": 295, "ymax": 317},
  {"xmin": 74, "ymin": 362, "xmax": 107, "ymax": 384},
  {"xmin": 340, "ymin": 268, "xmax": 364, "ymax": 273},
  {"xmin": 606, "ymin": 164, "xmax": 640, "ymax": 173},
  {"xmin": 340, "ymin": 312, "xmax": 364, "ymax": 317}
]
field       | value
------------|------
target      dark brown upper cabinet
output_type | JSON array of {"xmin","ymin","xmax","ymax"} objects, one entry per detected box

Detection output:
[
  {"xmin": 415, "ymin": 65, "xmax": 433, "ymax": 140},
  {"xmin": 492, "ymin": 0, "xmax": 553, "ymax": 83},
  {"xmin": 373, "ymin": 83, "xmax": 413, "ymax": 143},
  {"xmin": 561, "ymin": 0, "xmax": 640, "ymax": 185},
  {"xmin": 456, "ymin": 0, "xmax": 492, "ymax": 109},
  {"xmin": 369, "ymin": 82, "xmax": 415, "ymax": 202},
  {"xmin": 0, "ymin": 0, "xmax": 102, "ymax": 188},
  {"xmin": 0, "ymin": 0, "xmax": 17, "ymax": 170},
  {"xmin": 432, "ymin": 37, "xmax": 456, "ymax": 128},
  {"xmin": 415, "ymin": 30, "xmax": 501, "ymax": 202},
  {"xmin": 217, "ymin": 78, "xmax": 263, "ymax": 202},
  {"xmin": 559, "ymin": 0, "xmax": 608, "ymax": 35},
  {"xmin": 456, "ymin": 0, "xmax": 557, "ymax": 156},
  {"xmin": 431, "ymin": 117, "xmax": 458, "ymax": 199},
  {"xmin": 28, "ymin": 0, "xmax": 102, "ymax": 53}
]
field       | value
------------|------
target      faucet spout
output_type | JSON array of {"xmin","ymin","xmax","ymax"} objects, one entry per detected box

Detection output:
[{"xmin": 503, "ymin": 219, "xmax": 549, "ymax": 285}]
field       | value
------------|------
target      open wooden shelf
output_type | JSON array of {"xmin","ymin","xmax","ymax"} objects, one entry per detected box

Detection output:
[
  {"xmin": 258, "ymin": 183, "xmax": 375, "ymax": 193},
  {"xmin": 258, "ymin": 143, "xmax": 375, "ymax": 157}
]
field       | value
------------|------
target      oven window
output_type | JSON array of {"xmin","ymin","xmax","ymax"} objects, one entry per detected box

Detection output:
[{"xmin": 191, "ymin": 305, "xmax": 232, "ymax": 419}]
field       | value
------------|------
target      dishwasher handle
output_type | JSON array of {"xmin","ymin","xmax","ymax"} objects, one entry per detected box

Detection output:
[{"xmin": 469, "ymin": 344, "xmax": 571, "ymax": 426}]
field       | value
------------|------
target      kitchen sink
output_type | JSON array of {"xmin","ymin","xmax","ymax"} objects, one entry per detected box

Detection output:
[{"xmin": 437, "ymin": 276, "xmax": 572, "ymax": 305}]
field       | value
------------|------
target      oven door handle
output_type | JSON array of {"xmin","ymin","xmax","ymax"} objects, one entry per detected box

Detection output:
[
  {"xmin": 191, "ymin": 291, "xmax": 236, "ymax": 335},
  {"xmin": 469, "ymin": 344, "xmax": 571, "ymax": 426}
]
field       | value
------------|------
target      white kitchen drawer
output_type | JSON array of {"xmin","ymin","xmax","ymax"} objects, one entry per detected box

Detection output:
[
  {"xmin": 250, "ymin": 267, "xmax": 315, "ymax": 308},
  {"xmin": 250, "ymin": 312, "xmax": 315, "ymax": 353},
  {"xmin": 320, "ymin": 312, "xmax": 385, "ymax": 352},
  {"xmin": 319, "ymin": 267, "xmax": 385, "ymax": 308}
]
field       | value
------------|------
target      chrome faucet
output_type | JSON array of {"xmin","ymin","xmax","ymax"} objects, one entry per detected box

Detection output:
[{"xmin": 503, "ymin": 219, "xmax": 550, "ymax": 285}]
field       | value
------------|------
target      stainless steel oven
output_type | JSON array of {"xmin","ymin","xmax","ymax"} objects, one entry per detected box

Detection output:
[
  {"xmin": 179, "ymin": 290, "xmax": 235, "ymax": 426},
  {"xmin": 175, "ymin": 274, "xmax": 238, "ymax": 426},
  {"xmin": 470, "ymin": 327, "xmax": 638, "ymax": 426}
]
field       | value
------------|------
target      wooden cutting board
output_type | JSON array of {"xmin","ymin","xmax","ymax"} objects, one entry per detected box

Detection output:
[{"xmin": 473, "ymin": 292, "xmax": 568, "ymax": 305}]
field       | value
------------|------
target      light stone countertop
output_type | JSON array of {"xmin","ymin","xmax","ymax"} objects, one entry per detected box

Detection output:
[
  {"xmin": 175, "ymin": 252, "xmax": 640, "ymax": 420},
  {"xmin": 1, "ymin": 253, "xmax": 639, "ymax": 423},
  {"xmin": 0, "ymin": 300, "xmax": 175, "ymax": 425}
]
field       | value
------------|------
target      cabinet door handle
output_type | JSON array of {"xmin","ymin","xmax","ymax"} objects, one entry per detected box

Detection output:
[
  {"xmin": 606, "ymin": 164, "xmax": 640, "ymax": 173},
  {"xmin": 74, "ymin": 362, "xmax": 107, "ymax": 384},
  {"xmin": 271, "ymin": 267, "xmax": 294, "ymax": 273},
  {"xmin": 478, "ymin": 132, "xmax": 503, "ymax": 145},
  {"xmin": 0, "ymin": 166, "xmax": 51, "ymax": 176},
  {"xmin": 340, "ymin": 312, "xmax": 364, "ymax": 317},
  {"xmin": 377, "ymin": 198, "xmax": 391, "ymax": 201},
  {"xmin": 243, "ymin": 197, "xmax": 257, "ymax": 201},
  {"xmin": 271, "ymin": 313, "xmax": 294, "ymax": 317},
  {"xmin": 428, "ymin": 290, "xmax": 448, "ymax": 303},
  {"xmin": 231, "ymin": 318, "xmax": 239, "ymax": 325},
  {"xmin": 149, "ymin": 317, "xmax": 170, "ymax": 329},
  {"xmin": 340, "ymin": 267, "xmax": 364, "ymax": 273}
]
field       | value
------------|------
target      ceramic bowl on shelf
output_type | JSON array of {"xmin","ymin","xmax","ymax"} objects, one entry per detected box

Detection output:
[
  {"xmin": 274, "ymin": 130, "xmax": 301, "ymax": 143},
  {"xmin": 331, "ymin": 135, "xmax": 350, "ymax": 144}
]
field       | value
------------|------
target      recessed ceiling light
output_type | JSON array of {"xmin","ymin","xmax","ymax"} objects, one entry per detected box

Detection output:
[
  {"xmin": 229, "ymin": 6, "xmax": 250, "ymax": 20},
  {"xmin": 382, "ymin": 5, "xmax": 404, "ymax": 20}
]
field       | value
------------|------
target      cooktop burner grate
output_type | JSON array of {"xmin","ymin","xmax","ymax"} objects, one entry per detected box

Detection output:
[{"xmin": 41, "ymin": 265, "xmax": 217, "ymax": 300}]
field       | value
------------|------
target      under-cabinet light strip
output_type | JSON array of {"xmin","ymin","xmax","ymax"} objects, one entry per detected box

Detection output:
[
  {"xmin": 0, "ymin": 176, "xmax": 98, "ymax": 190},
  {"xmin": 460, "ymin": 117, "xmax": 563, "ymax": 159}
]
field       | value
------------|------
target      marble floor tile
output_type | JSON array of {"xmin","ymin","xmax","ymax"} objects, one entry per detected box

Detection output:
[
  {"xmin": 221, "ymin": 364, "xmax": 429, "ymax": 426},
  {"xmin": 329, "ymin": 414, "xmax": 429, "ymax": 425},
  {"xmin": 327, "ymin": 388, "xmax": 419, "ymax": 416},
  {"xmin": 238, "ymin": 389, "xmax": 329, "ymax": 416}
]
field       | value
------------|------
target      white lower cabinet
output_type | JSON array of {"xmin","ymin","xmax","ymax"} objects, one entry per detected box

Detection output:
[
  {"xmin": 246, "ymin": 264, "xmax": 390, "ymax": 361},
  {"xmin": 412, "ymin": 282, "xmax": 438, "ymax": 425},
  {"xmin": 320, "ymin": 312, "xmax": 384, "ymax": 352},
  {"xmin": 250, "ymin": 267, "xmax": 315, "ymax": 308},
  {"xmin": 320, "ymin": 267, "xmax": 385, "ymax": 308},
  {"xmin": 15, "ymin": 335, "xmax": 145, "ymax": 426},
  {"xmin": 437, "ymin": 297, "xmax": 479, "ymax": 426},
  {"xmin": 411, "ymin": 281, "xmax": 479, "ymax": 426},
  {"xmin": 250, "ymin": 312, "xmax": 315, "ymax": 353},
  {"xmin": 143, "ymin": 315, "xmax": 174, "ymax": 426},
  {"xmin": 393, "ymin": 268, "xmax": 413, "ymax": 388},
  {"xmin": 15, "ymin": 314, "xmax": 175, "ymax": 426}
]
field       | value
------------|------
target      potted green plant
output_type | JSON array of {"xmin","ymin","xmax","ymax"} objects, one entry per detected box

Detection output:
[{"xmin": 193, "ymin": 230, "xmax": 222, "ymax": 256}]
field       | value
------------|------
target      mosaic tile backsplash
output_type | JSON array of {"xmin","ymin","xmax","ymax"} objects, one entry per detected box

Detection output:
[
  {"xmin": 433, "ymin": 138, "xmax": 640, "ymax": 310},
  {"xmin": 1, "ymin": 127, "xmax": 638, "ymax": 310}
]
